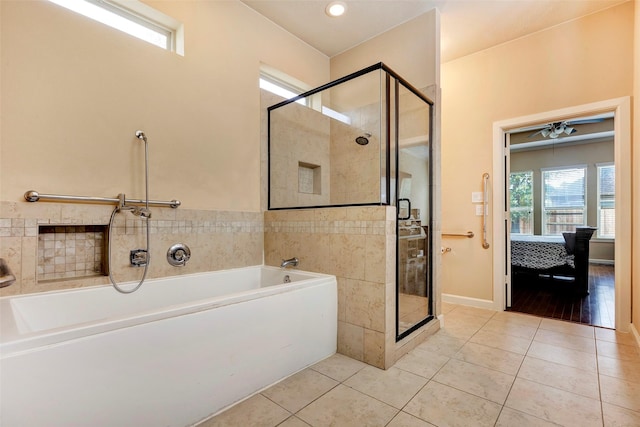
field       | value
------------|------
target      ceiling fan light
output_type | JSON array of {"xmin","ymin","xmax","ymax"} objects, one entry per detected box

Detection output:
[
  {"xmin": 541, "ymin": 129, "xmax": 550, "ymax": 137},
  {"xmin": 564, "ymin": 126, "xmax": 575, "ymax": 135}
]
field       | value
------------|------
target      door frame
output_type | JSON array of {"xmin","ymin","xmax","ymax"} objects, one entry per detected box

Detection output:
[{"xmin": 491, "ymin": 97, "xmax": 632, "ymax": 331}]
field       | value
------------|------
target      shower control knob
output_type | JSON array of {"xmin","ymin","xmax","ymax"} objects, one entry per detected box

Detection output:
[{"xmin": 167, "ymin": 243, "xmax": 191, "ymax": 267}]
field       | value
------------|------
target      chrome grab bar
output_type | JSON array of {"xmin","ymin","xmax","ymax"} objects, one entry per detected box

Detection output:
[
  {"xmin": 482, "ymin": 173, "xmax": 490, "ymax": 249},
  {"xmin": 24, "ymin": 190, "xmax": 180, "ymax": 208},
  {"xmin": 442, "ymin": 231, "xmax": 474, "ymax": 238}
]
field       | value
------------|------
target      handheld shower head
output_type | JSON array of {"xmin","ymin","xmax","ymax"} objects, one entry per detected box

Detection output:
[{"xmin": 135, "ymin": 130, "xmax": 147, "ymax": 142}]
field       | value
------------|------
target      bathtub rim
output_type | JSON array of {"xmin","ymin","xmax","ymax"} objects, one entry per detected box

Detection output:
[{"xmin": 0, "ymin": 265, "xmax": 337, "ymax": 357}]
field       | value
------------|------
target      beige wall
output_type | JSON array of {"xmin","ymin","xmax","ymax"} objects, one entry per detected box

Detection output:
[
  {"xmin": 633, "ymin": 0, "xmax": 640, "ymax": 335},
  {"xmin": 441, "ymin": 2, "xmax": 634, "ymax": 301},
  {"xmin": 0, "ymin": 0, "xmax": 329, "ymax": 212},
  {"xmin": 510, "ymin": 140, "xmax": 615, "ymax": 262},
  {"xmin": 330, "ymin": 9, "xmax": 440, "ymax": 89},
  {"xmin": 0, "ymin": 0, "xmax": 329, "ymax": 295}
]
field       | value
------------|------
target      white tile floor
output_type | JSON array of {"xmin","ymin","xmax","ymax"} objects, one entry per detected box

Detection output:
[{"xmin": 198, "ymin": 304, "xmax": 640, "ymax": 426}]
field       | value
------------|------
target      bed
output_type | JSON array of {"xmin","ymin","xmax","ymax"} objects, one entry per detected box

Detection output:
[{"xmin": 511, "ymin": 227, "xmax": 596, "ymax": 295}]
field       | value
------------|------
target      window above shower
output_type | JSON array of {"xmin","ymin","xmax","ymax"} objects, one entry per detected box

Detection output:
[{"xmin": 261, "ymin": 69, "xmax": 353, "ymax": 125}]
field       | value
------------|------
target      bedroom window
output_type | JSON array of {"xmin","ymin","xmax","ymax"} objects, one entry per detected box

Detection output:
[
  {"xmin": 509, "ymin": 171, "xmax": 533, "ymax": 235},
  {"xmin": 597, "ymin": 164, "xmax": 615, "ymax": 239},
  {"xmin": 542, "ymin": 166, "xmax": 586, "ymax": 235}
]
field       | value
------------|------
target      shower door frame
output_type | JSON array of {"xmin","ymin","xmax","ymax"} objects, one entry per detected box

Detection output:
[{"xmin": 392, "ymin": 76, "xmax": 435, "ymax": 341}]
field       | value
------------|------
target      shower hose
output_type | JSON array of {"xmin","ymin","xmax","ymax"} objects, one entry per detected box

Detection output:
[{"xmin": 108, "ymin": 130, "xmax": 151, "ymax": 294}]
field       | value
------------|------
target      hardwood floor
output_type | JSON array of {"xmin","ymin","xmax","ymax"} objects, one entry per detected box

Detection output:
[{"xmin": 509, "ymin": 263, "xmax": 615, "ymax": 329}]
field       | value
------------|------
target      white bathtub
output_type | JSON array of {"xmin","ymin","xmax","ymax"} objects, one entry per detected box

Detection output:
[{"xmin": 0, "ymin": 266, "xmax": 337, "ymax": 427}]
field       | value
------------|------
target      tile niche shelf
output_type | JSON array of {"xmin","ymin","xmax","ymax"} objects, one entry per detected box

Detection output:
[{"xmin": 37, "ymin": 225, "xmax": 107, "ymax": 282}]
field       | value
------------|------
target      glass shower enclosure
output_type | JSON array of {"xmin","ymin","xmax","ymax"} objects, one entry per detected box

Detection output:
[{"xmin": 267, "ymin": 63, "xmax": 434, "ymax": 340}]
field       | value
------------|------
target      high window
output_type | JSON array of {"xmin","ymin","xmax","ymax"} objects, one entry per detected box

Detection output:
[
  {"xmin": 597, "ymin": 164, "xmax": 615, "ymax": 238},
  {"xmin": 542, "ymin": 166, "xmax": 587, "ymax": 235},
  {"xmin": 48, "ymin": 0, "xmax": 183, "ymax": 54},
  {"xmin": 259, "ymin": 74, "xmax": 305, "ymax": 104},
  {"xmin": 259, "ymin": 68, "xmax": 351, "ymax": 124},
  {"xmin": 509, "ymin": 171, "xmax": 533, "ymax": 234}
]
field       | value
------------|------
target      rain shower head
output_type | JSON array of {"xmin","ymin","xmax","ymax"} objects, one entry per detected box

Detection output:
[
  {"xmin": 355, "ymin": 133, "xmax": 371, "ymax": 146},
  {"xmin": 135, "ymin": 130, "xmax": 147, "ymax": 142}
]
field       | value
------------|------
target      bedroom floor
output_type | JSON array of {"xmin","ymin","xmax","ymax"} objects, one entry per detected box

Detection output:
[
  {"xmin": 200, "ymin": 303, "xmax": 640, "ymax": 427},
  {"xmin": 510, "ymin": 264, "xmax": 615, "ymax": 328}
]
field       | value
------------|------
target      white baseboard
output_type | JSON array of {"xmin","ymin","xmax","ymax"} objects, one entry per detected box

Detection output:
[
  {"xmin": 442, "ymin": 293, "xmax": 497, "ymax": 311},
  {"xmin": 589, "ymin": 259, "xmax": 615, "ymax": 265}
]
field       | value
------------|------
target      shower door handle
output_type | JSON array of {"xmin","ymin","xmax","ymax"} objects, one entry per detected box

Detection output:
[{"xmin": 398, "ymin": 198, "xmax": 411, "ymax": 220}]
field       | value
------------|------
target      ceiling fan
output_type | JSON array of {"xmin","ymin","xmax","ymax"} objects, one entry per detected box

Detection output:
[{"xmin": 527, "ymin": 118, "xmax": 604, "ymax": 139}]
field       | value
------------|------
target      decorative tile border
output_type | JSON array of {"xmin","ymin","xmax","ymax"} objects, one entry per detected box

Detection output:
[
  {"xmin": 264, "ymin": 219, "xmax": 390, "ymax": 235},
  {"xmin": 1, "ymin": 217, "xmax": 264, "ymax": 238}
]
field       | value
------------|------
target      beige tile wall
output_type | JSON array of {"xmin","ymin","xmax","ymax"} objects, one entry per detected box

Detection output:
[
  {"xmin": 264, "ymin": 206, "xmax": 439, "ymax": 369},
  {"xmin": 329, "ymin": 117, "xmax": 381, "ymax": 205},
  {"xmin": 0, "ymin": 201, "xmax": 263, "ymax": 297},
  {"xmin": 269, "ymin": 100, "xmax": 331, "ymax": 208}
]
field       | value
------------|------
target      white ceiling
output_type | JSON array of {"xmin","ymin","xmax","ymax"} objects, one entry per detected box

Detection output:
[{"xmin": 240, "ymin": 0, "xmax": 627, "ymax": 62}]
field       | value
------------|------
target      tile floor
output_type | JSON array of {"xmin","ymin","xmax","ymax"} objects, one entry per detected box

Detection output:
[{"xmin": 198, "ymin": 303, "xmax": 640, "ymax": 427}]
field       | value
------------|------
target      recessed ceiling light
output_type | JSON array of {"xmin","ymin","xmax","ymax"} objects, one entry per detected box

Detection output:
[{"xmin": 326, "ymin": 1, "xmax": 346, "ymax": 17}]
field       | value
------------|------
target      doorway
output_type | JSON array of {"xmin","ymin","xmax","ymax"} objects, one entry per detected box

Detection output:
[
  {"xmin": 506, "ymin": 114, "xmax": 614, "ymax": 327},
  {"xmin": 491, "ymin": 98, "xmax": 632, "ymax": 332}
]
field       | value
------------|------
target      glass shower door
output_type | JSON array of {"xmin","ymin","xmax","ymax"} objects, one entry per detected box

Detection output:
[{"xmin": 396, "ymin": 81, "xmax": 433, "ymax": 339}]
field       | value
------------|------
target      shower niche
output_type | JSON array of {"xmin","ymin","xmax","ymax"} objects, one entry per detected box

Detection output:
[{"xmin": 268, "ymin": 62, "xmax": 434, "ymax": 343}]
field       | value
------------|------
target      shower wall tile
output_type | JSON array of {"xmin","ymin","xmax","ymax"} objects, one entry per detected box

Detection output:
[
  {"xmin": 265, "ymin": 205, "xmax": 439, "ymax": 370},
  {"xmin": 364, "ymin": 329, "xmax": 386, "ymax": 367},
  {"xmin": 345, "ymin": 279, "xmax": 385, "ymax": 332},
  {"xmin": 268, "ymin": 98, "xmax": 331, "ymax": 208},
  {"xmin": 265, "ymin": 206, "xmax": 395, "ymax": 368},
  {"xmin": 338, "ymin": 321, "xmax": 364, "ymax": 361},
  {"xmin": 0, "ymin": 201, "xmax": 263, "ymax": 297}
]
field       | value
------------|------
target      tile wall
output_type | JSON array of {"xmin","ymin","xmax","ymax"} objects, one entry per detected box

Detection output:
[
  {"xmin": 264, "ymin": 206, "xmax": 439, "ymax": 369},
  {"xmin": 269, "ymin": 100, "xmax": 331, "ymax": 208},
  {"xmin": 330, "ymin": 104, "xmax": 382, "ymax": 205},
  {"xmin": 0, "ymin": 201, "xmax": 263, "ymax": 297},
  {"xmin": 37, "ymin": 225, "xmax": 106, "ymax": 281}
]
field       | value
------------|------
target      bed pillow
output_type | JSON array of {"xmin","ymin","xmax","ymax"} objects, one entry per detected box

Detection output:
[{"xmin": 563, "ymin": 232, "xmax": 576, "ymax": 255}]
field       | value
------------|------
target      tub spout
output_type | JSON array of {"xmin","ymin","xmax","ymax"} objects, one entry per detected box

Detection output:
[
  {"xmin": 0, "ymin": 258, "xmax": 16, "ymax": 288},
  {"xmin": 280, "ymin": 257, "xmax": 299, "ymax": 269}
]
